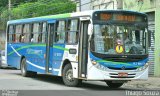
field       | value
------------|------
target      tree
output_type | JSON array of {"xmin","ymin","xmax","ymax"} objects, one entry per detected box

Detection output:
[
  {"xmin": 0, "ymin": 0, "xmax": 76, "ymax": 30},
  {"xmin": 0, "ymin": 0, "xmax": 37, "ymax": 12}
]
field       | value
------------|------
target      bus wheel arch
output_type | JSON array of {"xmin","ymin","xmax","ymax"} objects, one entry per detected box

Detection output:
[
  {"xmin": 62, "ymin": 60, "xmax": 81, "ymax": 87},
  {"xmin": 20, "ymin": 57, "xmax": 29, "ymax": 77},
  {"xmin": 20, "ymin": 56, "xmax": 37, "ymax": 77},
  {"xmin": 61, "ymin": 59, "xmax": 71, "ymax": 76},
  {"xmin": 20, "ymin": 56, "xmax": 25, "ymax": 69}
]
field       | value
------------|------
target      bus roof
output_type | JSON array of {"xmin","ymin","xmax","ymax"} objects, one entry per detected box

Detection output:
[
  {"xmin": 7, "ymin": 10, "xmax": 147, "ymax": 25},
  {"xmin": 7, "ymin": 13, "xmax": 72, "ymax": 24}
]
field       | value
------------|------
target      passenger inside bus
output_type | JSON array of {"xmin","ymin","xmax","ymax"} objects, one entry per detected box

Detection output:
[
  {"xmin": 19, "ymin": 34, "xmax": 24, "ymax": 42},
  {"xmin": 31, "ymin": 34, "xmax": 34, "ymax": 42},
  {"xmin": 124, "ymin": 29, "xmax": 142, "ymax": 54},
  {"xmin": 56, "ymin": 33, "xmax": 65, "ymax": 43}
]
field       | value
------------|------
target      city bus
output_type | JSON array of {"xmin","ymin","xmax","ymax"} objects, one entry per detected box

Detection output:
[{"xmin": 6, "ymin": 10, "xmax": 149, "ymax": 88}]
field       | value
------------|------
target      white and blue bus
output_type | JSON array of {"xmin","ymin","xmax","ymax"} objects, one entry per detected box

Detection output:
[{"xmin": 6, "ymin": 10, "xmax": 149, "ymax": 88}]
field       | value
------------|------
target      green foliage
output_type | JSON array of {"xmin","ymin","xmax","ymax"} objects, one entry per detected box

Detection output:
[
  {"xmin": 0, "ymin": 0, "xmax": 8, "ymax": 8},
  {"xmin": 0, "ymin": 0, "xmax": 37, "ymax": 12},
  {"xmin": 0, "ymin": 0, "xmax": 37, "ymax": 7},
  {"xmin": 0, "ymin": 0, "xmax": 76, "ymax": 30}
]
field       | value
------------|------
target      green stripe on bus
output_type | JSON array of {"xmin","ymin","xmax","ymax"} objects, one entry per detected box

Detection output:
[
  {"xmin": 8, "ymin": 44, "xmax": 69, "ymax": 56},
  {"xmin": 53, "ymin": 46, "xmax": 69, "ymax": 51},
  {"xmin": 96, "ymin": 60, "xmax": 139, "ymax": 67},
  {"xmin": 41, "ymin": 13, "xmax": 71, "ymax": 19},
  {"xmin": 7, "ymin": 44, "xmax": 46, "ymax": 56}
]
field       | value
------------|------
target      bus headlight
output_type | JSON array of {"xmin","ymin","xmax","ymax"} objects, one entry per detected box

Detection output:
[
  {"xmin": 136, "ymin": 63, "xmax": 149, "ymax": 71},
  {"xmin": 91, "ymin": 60, "xmax": 109, "ymax": 71},
  {"xmin": 91, "ymin": 60, "xmax": 97, "ymax": 65}
]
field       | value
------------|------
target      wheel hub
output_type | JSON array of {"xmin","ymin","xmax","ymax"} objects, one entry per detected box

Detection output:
[{"xmin": 65, "ymin": 69, "xmax": 74, "ymax": 82}]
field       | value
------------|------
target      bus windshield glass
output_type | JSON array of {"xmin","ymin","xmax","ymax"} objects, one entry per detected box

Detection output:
[{"xmin": 90, "ymin": 24, "xmax": 147, "ymax": 55}]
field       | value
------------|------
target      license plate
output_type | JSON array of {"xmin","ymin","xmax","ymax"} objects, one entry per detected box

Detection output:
[{"xmin": 118, "ymin": 72, "xmax": 128, "ymax": 77}]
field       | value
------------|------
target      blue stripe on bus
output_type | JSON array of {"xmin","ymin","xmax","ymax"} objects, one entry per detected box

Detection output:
[
  {"xmin": 7, "ymin": 43, "xmax": 66, "ymax": 75},
  {"xmin": 90, "ymin": 52, "xmax": 148, "ymax": 69}
]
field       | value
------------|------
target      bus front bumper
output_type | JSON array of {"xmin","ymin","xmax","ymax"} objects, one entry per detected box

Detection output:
[{"xmin": 86, "ymin": 66, "xmax": 149, "ymax": 81}]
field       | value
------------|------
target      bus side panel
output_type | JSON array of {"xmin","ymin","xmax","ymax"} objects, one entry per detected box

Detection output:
[
  {"xmin": 52, "ymin": 44, "xmax": 65, "ymax": 76},
  {"xmin": 7, "ymin": 43, "xmax": 47, "ymax": 73},
  {"xmin": 25, "ymin": 45, "xmax": 46, "ymax": 73},
  {"xmin": 51, "ymin": 44, "xmax": 79, "ymax": 77},
  {"xmin": 62, "ymin": 45, "xmax": 79, "ymax": 78},
  {"xmin": 23, "ymin": 44, "xmax": 46, "ymax": 74},
  {"xmin": 7, "ymin": 43, "xmax": 21, "ymax": 69}
]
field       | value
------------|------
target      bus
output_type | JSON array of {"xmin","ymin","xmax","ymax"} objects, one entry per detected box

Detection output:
[{"xmin": 6, "ymin": 10, "xmax": 149, "ymax": 88}]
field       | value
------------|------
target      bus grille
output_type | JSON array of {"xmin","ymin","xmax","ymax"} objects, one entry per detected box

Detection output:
[{"xmin": 109, "ymin": 73, "xmax": 136, "ymax": 78}]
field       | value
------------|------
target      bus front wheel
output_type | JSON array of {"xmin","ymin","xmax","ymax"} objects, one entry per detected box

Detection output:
[
  {"xmin": 21, "ymin": 58, "xmax": 36, "ymax": 77},
  {"xmin": 62, "ymin": 64, "xmax": 81, "ymax": 87},
  {"xmin": 105, "ymin": 81, "xmax": 124, "ymax": 88}
]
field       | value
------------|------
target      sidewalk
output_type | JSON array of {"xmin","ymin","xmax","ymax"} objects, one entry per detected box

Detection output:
[{"xmin": 123, "ymin": 77, "xmax": 160, "ymax": 90}]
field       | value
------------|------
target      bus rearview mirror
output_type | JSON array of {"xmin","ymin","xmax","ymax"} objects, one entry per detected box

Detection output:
[{"xmin": 88, "ymin": 24, "xmax": 93, "ymax": 35}]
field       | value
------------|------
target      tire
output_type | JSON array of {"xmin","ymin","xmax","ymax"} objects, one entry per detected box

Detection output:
[
  {"xmin": 106, "ymin": 81, "xmax": 124, "ymax": 88},
  {"xmin": 21, "ymin": 58, "xmax": 37, "ymax": 77},
  {"xmin": 62, "ymin": 64, "xmax": 81, "ymax": 87}
]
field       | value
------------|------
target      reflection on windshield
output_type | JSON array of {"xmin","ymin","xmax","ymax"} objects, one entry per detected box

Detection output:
[{"xmin": 90, "ymin": 24, "xmax": 147, "ymax": 55}]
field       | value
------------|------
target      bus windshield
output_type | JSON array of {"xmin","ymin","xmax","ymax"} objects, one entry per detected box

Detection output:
[{"xmin": 90, "ymin": 24, "xmax": 147, "ymax": 55}]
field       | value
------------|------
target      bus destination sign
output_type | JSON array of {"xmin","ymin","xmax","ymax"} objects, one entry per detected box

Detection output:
[{"xmin": 94, "ymin": 12, "xmax": 146, "ymax": 22}]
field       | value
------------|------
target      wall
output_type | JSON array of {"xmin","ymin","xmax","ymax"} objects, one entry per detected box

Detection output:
[
  {"xmin": 80, "ymin": 0, "xmax": 91, "ymax": 11},
  {"xmin": 91, "ymin": 0, "xmax": 118, "ymax": 10},
  {"xmin": 123, "ymin": 0, "xmax": 160, "ymax": 76},
  {"xmin": 77, "ymin": 0, "xmax": 120, "ymax": 11},
  {"xmin": 154, "ymin": 2, "xmax": 160, "ymax": 76},
  {"xmin": 123, "ymin": 0, "xmax": 156, "ymax": 12}
]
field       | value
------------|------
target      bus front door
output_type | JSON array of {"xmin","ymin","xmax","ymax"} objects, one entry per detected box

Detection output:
[
  {"xmin": 78, "ymin": 19, "xmax": 90, "ymax": 78},
  {"xmin": 46, "ymin": 20, "xmax": 55, "ymax": 73}
]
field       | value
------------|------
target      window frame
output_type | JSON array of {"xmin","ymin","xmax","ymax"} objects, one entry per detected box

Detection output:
[
  {"xmin": 29, "ymin": 21, "xmax": 47, "ymax": 44},
  {"xmin": 66, "ymin": 19, "xmax": 79, "ymax": 45},
  {"xmin": 7, "ymin": 21, "xmax": 48, "ymax": 44},
  {"xmin": 15, "ymin": 24, "xmax": 23, "ymax": 43},
  {"xmin": 23, "ymin": 24, "xmax": 30, "ymax": 43},
  {"xmin": 8, "ymin": 25, "xmax": 15, "ymax": 43},
  {"xmin": 53, "ymin": 18, "xmax": 80, "ymax": 45},
  {"xmin": 54, "ymin": 20, "xmax": 66, "ymax": 44},
  {"xmin": 7, "ymin": 17, "xmax": 81, "ymax": 45}
]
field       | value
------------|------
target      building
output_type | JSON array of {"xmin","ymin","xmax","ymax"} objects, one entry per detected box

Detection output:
[
  {"xmin": 77, "ymin": 0, "xmax": 122, "ymax": 11},
  {"xmin": 123, "ymin": 0, "xmax": 160, "ymax": 77},
  {"xmin": 77, "ymin": 0, "xmax": 160, "ymax": 76}
]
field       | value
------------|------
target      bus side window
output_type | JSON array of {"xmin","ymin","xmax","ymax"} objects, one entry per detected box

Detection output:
[
  {"xmin": 38, "ymin": 23, "xmax": 43, "ymax": 43},
  {"xmin": 30, "ymin": 24, "xmax": 33, "ymax": 42},
  {"xmin": 8, "ymin": 25, "xmax": 14, "ymax": 43},
  {"xmin": 54, "ymin": 22, "xmax": 59, "ymax": 43},
  {"xmin": 67, "ymin": 19, "xmax": 79, "ymax": 44},
  {"xmin": 15, "ymin": 24, "xmax": 22, "ymax": 43},
  {"xmin": 12, "ymin": 34, "xmax": 16, "ymax": 42},
  {"xmin": 42, "ymin": 22, "xmax": 47, "ymax": 43},
  {"xmin": 32, "ymin": 23, "xmax": 40, "ymax": 43},
  {"xmin": 55, "ymin": 20, "xmax": 66, "ymax": 44},
  {"xmin": 23, "ymin": 24, "xmax": 30, "ymax": 43}
]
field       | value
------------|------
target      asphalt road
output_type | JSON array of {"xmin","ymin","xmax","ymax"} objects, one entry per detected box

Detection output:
[
  {"xmin": 0, "ymin": 68, "xmax": 159, "ymax": 96},
  {"xmin": 0, "ymin": 68, "xmax": 121, "ymax": 90}
]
